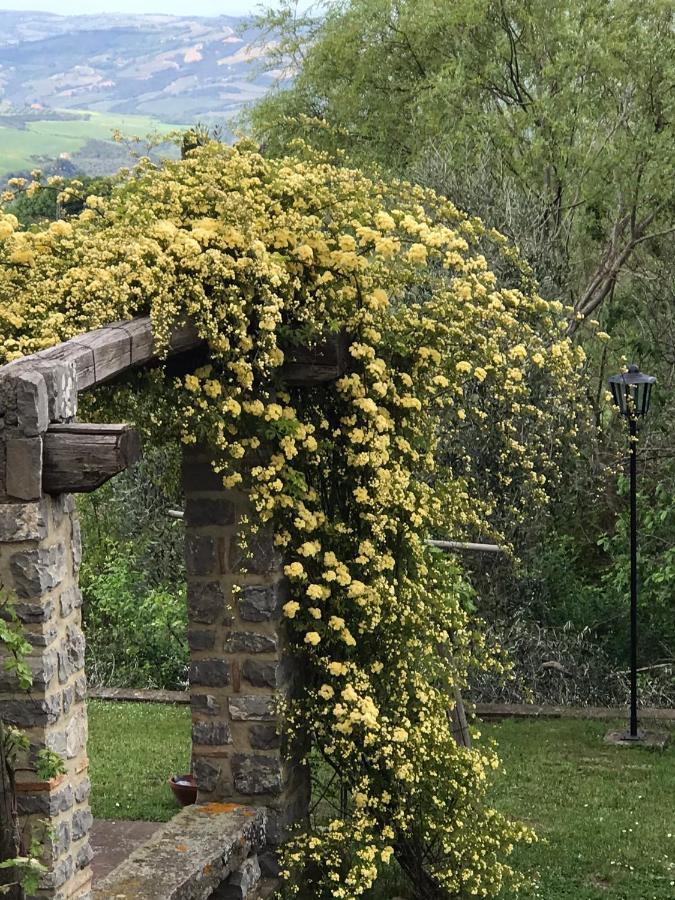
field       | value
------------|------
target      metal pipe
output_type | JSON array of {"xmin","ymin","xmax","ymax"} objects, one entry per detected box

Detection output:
[{"xmin": 426, "ymin": 540, "xmax": 504, "ymax": 554}]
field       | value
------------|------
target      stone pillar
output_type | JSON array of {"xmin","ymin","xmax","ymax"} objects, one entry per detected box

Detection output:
[
  {"xmin": 0, "ymin": 362, "xmax": 93, "ymax": 899},
  {"xmin": 183, "ymin": 448, "xmax": 309, "ymax": 849}
]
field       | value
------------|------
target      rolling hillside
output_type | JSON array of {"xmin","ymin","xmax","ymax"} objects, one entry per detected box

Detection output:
[{"xmin": 0, "ymin": 10, "xmax": 282, "ymax": 179}]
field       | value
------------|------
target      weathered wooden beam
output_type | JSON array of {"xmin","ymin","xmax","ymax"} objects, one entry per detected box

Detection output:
[
  {"xmin": 42, "ymin": 423, "xmax": 141, "ymax": 494},
  {"xmin": 281, "ymin": 330, "xmax": 351, "ymax": 386}
]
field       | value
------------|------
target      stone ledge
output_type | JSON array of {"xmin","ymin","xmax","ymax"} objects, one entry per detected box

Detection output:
[{"xmin": 92, "ymin": 803, "xmax": 266, "ymax": 900}]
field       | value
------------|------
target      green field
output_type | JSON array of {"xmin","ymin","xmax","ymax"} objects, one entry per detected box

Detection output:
[
  {"xmin": 0, "ymin": 110, "xmax": 176, "ymax": 176},
  {"xmin": 87, "ymin": 702, "xmax": 674, "ymax": 898}
]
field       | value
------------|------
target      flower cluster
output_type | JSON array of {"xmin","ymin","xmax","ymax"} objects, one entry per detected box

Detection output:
[{"xmin": 0, "ymin": 141, "xmax": 587, "ymax": 897}]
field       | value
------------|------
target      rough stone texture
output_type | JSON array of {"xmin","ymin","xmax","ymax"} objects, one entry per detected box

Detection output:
[
  {"xmin": 248, "ymin": 725, "xmax": 281, "ymax": 751},
  {"xmin": 92, "ymin": 804, "xmax": 267, "ymax": 900},
  {"xmin": 15, "ymin": 369, "xmax": 49, "ymax": 436},
  {"xmin": 231, "ymin": 755, "xmax": 283, "ymax": 796},
  {"xmin": 183, "ymin": 447, "xmax": 309, "ymax": 837},
  {"xmin": 213, "ymin": 856, "xmax": 262, "ymax": 900},
  {"xmin": 241, "ymin": 660, "xmax": 279, "ymax": 690},
  {"xmin": 188, "ymin": 629, "xmax": 216, "ymax": 651},
  {"xmin": 186, "ymin": 496, "xmax": 236, "ymax": 527},
  {"xmin": 190, "ymin": 659, "xmax": 231, "ymax": 687},
  {"xmin": 10, "ymin": 542, "xmax": 66, "ymax": 598},
  {"xmin": 0, "ymin": 491, "xmax": 92, "ymax": 900},
  {"xmin": 0, "ymin": 500, "xmax": 47, "ymax": 541},
  {"xmin": 6, "ymin": 435, "xmax": 43, "ymax": 500},
  {"xmin": 228, "ymin": 696, "xmax": 276, "ymax": 722},
  {"xmin": 188, "ymin": 581, "xmax": 229, "ymax": 625},
  {"xmin": 193, "ymin": 721, "xmax": 232, "ymax": 746},
  {"xmin": 237, "ymin": 584, "xmax": 285, "ymax": 623},
  {"xmin": 186, "ymin": 534, "xmax": 218, "ymax": 576},
  {"xmin": 223, "ymin": 632, "xmax": 277, "ymax": 655}
]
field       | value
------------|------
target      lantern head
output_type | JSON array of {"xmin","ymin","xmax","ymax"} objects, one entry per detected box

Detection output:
[{"xmin": 608, "ymin": 365, "xmax": 656, "ymax": 417}]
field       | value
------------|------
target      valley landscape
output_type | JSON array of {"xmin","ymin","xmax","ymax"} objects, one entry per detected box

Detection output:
[{"xmin": 0, "ymin": 9, "xmax": 279, "ymax": 180}]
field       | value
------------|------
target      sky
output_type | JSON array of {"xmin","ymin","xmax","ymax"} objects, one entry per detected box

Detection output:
[{"xmin": 0, "ymin": 0, "xmax": 317, "ymax": 16}]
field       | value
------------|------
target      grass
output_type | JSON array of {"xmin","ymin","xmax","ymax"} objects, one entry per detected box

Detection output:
[
  {"xmin": 87, "ymin": 699, "xmax": 190, "ymax": 822},
  {"xmin": 485, "ymin": 717, "xmax": 675, "ymax": 900},
  {"xmin": 87, "ymin": 703, "xmax": 674, "ymax": 898},
  {"xmin": 0, "ymin": 110, "xmax": 175, "ymax": 175}
]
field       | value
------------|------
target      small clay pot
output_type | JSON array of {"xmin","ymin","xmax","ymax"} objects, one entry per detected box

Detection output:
[{"xmin": 169, "ymin": 774, "xmax": 197, "ymax": 807}]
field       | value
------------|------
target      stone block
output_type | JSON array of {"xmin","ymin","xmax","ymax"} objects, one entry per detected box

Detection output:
[
  {"xmin": 181, "ymin": 457, "xmax": 225, "ymax": 493},
  {"xmin": 14, "ymin": 370, "xmax": 49, "ymax": 436},
  {"xmin": 62, "ymin": 685, "xmax": 75, "ymax": 714},
  {"xmin": 31, "ymin": 358, "xmax": 78, "ymax": 422},
  {"xmin": 0, "ymin": 500, "xmax": 47, "ymax": 541},
  {"xmin": 0, "ymin": 693, "xmax": 61, "ymax": 727},
  {"xmin": 231, "ymin": 754, "xmax": 282, "ymax": 796},
  {"xmin": 76, "ymin": 841, "xmax": 94, "ymax": 871},
  {"xmin": 39, "ymin": 853, "xmax": 74, "ymax": 890},
  {"xmin": 223, "ymin": 631, "xmax": 277, "ymax": 654},
  {"xmin": 75, "ymin": 777, "xmax": 91, "ymax": 804},
  {"xmin": 228, "ymin": 527, "xmax": 282, "ymax": 575},
  {"xmin": 47, "ymin": 821, "xmax": 71, "ymax": 860},
  {"xmin": 185, "ymin": 497, "xmax": 236, "ymax": 527},
  {"xmin": 24, "ymin": 623, "xmax": 58, "ymax": 648},
  {"xmin": 10, "ymin": 543, "xmax": 66, "ymax": 598},
  {"xmin": 241, "ymin": 659, "xmax": 278, "ymax": 689},
  {"xmin": 191, "ymin": 693, "xmax": 220, "ymax": 717},
  {"xmin": 249, "ymin": 725, "xmax": 281, "ymax": 751},
  {"xmin": 237, "ymin": 583, "xmax": 285, "ymax": 623},
  {"xmin": 187, "ymin": 629, "xmax": 216, "ymax": 651},
  {"xmin": 3, "ymin": 597, "xmax": 54, "ymax": 624},
  {"xmin": 17, "ymin": 783, "xmax": 73, "ymax": 816},
  {"xmin": 189, "ymin": 659, "xmax": 230, "ymax": 687},
  {"xmin": 72, "ymin": 808, "xmax": 94, "ymax": 842},
  {"xmin": 188, "ymin": 581, "xmax": 228, "ymax": 625},
  {"xmin": 228, "ymin": 695, "xmax": 276, "ymax": 722},
  {"xmin": 193, "ymin": 756, "xmax": 222, "ymax": 793},
  {"xmin": 5, "ymin": 436, "xmax": 43, "ymax": 500},
  {"xmin": 214, "ymin": 855, "xmax": 261, "ymax": 900},
  {"xmin": 72, "ymin": 518, "xmax": 82, "ymax": 573},
  {"xmin": 185, "ymin": 534, "xmax": 217, "ymax": 575},
  {"xmin": 58, "ymin": 624, "xmax": 86, "ymax": 684},
  {"xmin": 193, "ymin": 721, "xmax": 232, "ymax": 746},
  {"xmin": 60, "ymin": 586, "xmax": 83, "ymax": 617},
  {"xmin": 0, "ymin": 650, "xmax": 56, "ymax": 690}
]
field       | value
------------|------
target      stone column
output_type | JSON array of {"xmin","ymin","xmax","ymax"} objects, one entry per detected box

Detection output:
[
  {"xmin": 0, "ymin": 362, "xmax": 93, "ymax": 899},
  {"xmin": 183, "ymin": 449, "xmax": 309, "ymax": 850}
]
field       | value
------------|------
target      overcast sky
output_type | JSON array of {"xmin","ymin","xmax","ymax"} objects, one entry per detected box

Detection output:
[{"xmin": 0, "ymin": 0, "xmax": 318, "ymax": 17}]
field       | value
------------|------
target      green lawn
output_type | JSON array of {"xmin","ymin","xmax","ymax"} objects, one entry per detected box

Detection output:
[
  {"xmin": 0, "ymin": 110, "xmax": 174, "ymax": 175},
  {"xmin": 87, "ymin": 702, "xmax": 674, "ymax": 898},
  {"xmin": 487, "ymin": 717, "xmax": 675, "ymax": 900},
  {"xmin": 88, "ymin": 699, "xmax": 190, "ymax": 822}
]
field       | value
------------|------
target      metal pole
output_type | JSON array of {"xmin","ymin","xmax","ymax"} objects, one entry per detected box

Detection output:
[{"xmin": 629, "ymin": 413, "xmax": 638, "ymax": 739}]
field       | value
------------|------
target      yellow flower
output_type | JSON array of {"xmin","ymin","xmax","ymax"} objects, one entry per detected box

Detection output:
[
  {"xmin": 304, "ymin": 631, "xmax": 321, "ymax": 646},
  {"xmin": 318, "ymin": 684, "xmax": 334, "ymax": 700},
  {"xmin": 282, "ymin": 600, "xmax": 300, "ymax": 619}
]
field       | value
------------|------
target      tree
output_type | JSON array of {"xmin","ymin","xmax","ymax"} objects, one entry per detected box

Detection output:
[{"xmin": 250, "ymin": 0, "xmax": 675, "ymax": 330}]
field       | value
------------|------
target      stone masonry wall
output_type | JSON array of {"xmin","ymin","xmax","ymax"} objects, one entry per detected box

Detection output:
[
  {"xmin": 183, "ymin": 448, "xmax": 309, "ymax": 851},
  {"xmin": 0, "ymin": 358, "xmax": 92, "ymax": 899}
]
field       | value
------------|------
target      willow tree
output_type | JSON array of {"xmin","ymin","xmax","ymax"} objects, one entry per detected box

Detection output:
[{"xmin": 250, "ymin": 0, "xmax": 675, "ymax": 329}]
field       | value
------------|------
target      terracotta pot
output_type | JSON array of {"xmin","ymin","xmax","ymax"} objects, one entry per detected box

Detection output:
[{"xmin": 169, "ymin": 774, "xmax": 197, "ymax": 807}]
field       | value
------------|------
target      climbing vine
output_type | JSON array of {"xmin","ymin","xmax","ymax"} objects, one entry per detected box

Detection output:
[{"xmin": 1, "ymin": 142, "xmax": 588, "ymax": 898}]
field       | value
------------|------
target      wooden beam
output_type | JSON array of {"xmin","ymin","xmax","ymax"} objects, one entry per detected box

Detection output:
[
  {"xmin": 281, "ymin": 330, "xmax": 351, "ymax": 386},
  {"xmin": 42, "ymin": 423, "xmax": 141, "ymax": 494}
]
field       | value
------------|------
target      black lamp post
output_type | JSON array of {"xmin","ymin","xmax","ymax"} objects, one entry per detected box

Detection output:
[{"xmin": 607, "ymin": 364, "xmax": 656, "ymax": 741}]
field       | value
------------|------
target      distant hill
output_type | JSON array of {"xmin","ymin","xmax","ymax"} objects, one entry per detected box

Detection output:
[{"xmin": 0, "ymin": 10, "xmax": 283, "ymax": 180}]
